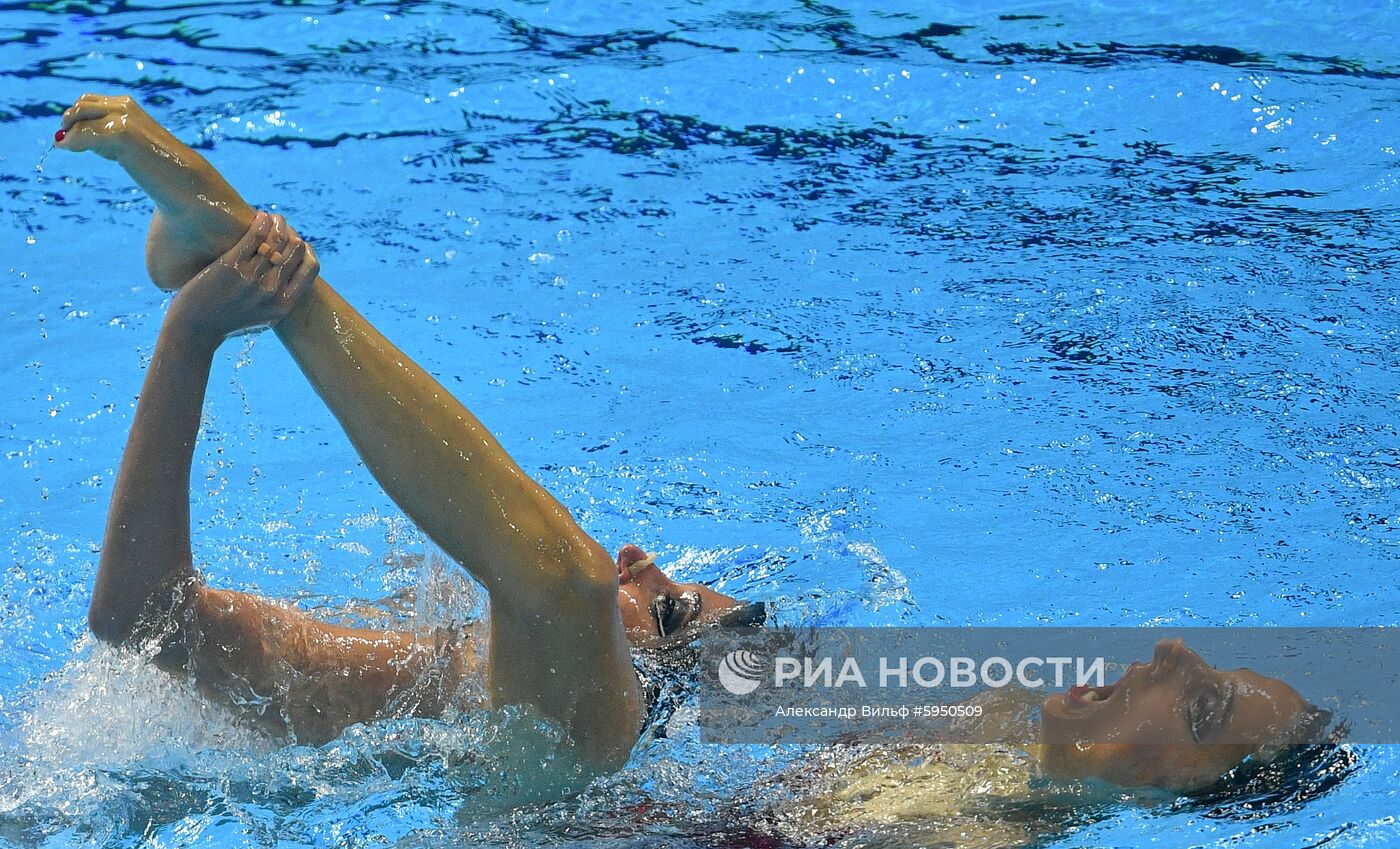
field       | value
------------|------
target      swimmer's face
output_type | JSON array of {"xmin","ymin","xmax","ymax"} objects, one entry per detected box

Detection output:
[
  {"xmin": 1039, "ymin": 638, "xmax": 1317, "ymax": 790},
  {"xmin": 614, "ymin": 545, "xmax": 743, "ymax": 643}
]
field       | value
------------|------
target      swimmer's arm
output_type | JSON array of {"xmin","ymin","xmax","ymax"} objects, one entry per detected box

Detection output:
[
  {"xmin": 91, "ymin": 213, "xmax": 297, "ymax": 642},
  {"xmin": 90, "ymin": 222, "xmax": 460, "ymax": 739},
  {"xmin": 89, "ymin": 312, "xmax": 210, "ymax": 642},
  {"xmin": 90, "ymin": 326, "xmax": 456, "ymax": 734}
]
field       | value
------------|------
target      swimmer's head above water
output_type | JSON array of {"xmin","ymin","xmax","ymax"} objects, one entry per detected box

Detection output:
[
  {"xmin": 613, "ymin": 544, "xmax": 765, "ymax": 646},
  {"xmin": 1038, "ymin": 638, "xmax": 1333, "ymax": 790}
]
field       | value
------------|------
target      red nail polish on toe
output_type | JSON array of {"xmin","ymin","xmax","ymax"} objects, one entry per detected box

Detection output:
[{"xmin": 54, "ymin": 129, "xmax": 66, "ymax": 144}]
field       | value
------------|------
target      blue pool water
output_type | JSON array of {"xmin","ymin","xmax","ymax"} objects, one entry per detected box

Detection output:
[{"xmin": 2, "ymin": 0, "xmax": 1398, "ymax": 845}]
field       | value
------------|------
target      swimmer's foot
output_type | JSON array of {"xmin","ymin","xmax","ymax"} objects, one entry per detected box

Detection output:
[{"xmin": 58, "ymin": 93, "xmax": 256, "ymax": 290}]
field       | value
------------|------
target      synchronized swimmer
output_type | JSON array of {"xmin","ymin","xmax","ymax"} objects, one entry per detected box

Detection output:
[{"xmin": 58, "ymin": 92, "xmax": 1332, "ymax": 795}]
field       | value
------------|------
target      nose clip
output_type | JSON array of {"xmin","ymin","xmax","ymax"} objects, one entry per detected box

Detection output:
[{"xmin": 617, "ymin": 545, "xmax": 657, "ymax": 585}]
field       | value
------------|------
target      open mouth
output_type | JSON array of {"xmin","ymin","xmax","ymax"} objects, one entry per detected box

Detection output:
[{"xmin": 1065, "ymin": 677, "xmax": 1122, "ymax": 707}]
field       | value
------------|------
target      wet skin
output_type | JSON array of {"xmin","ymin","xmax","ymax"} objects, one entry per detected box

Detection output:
[
  {"xmin": 61, "ymin": 93, "xmax": 744, "ymax": 769},
  {"xmin": 60, "ymin": 94, "xmax": 1310, "ymax": 791},
  {"xmin": 58, "ymin": 94, "xmax": 257, "ymax": 289},
  {"xmin": 56, "ymin": 94, "xmax": 743, "ymax": 646},
  {"xmin": 1038, "ymin": 638, "xmax": 1317, "ymax": 790},
  {"xmin": 615, "ymin": 544, "xmax": 743, "ymax": 642}
]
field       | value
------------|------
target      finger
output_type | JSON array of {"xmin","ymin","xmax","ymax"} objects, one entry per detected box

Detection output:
[
  {"xmin": 267, "ymin": 214, "xmax": 291, "ymax": 255},
  {"xmin": 286, "ymin": 244, "xmax": 320, "ymax": 297},
  {"xmin": 238, "ymin": 240, "xmax": 271, "ymax": 279},
  {"xmin": 249, "ymin": 243, "xmax": 275, "ymax": 280},
  {"xmin": 226, "ymin": 212, "xmax": 273, "ymax": 267},
  {"xmin": 238, "ymin": 238, "xmax": 273, "ymax": 278},
  {"xmin": 273, "ymin": 240, "xmax": 306, "ymax": 291}
]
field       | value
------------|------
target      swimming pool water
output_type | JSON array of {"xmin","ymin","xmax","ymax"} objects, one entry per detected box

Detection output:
[{"xmin": 2, "ymin": 0, "xmax": 1398, "ymax": 846}]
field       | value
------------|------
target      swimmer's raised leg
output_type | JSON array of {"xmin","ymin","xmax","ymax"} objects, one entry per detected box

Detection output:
[{"xmin": 62, "ymin": 94, "xmax": 642, "ymax": 769}]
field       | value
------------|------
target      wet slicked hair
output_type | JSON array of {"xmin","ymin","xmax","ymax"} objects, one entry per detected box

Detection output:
[
  {"xmin": 630, "ymin": 602, "xmax": 769, "ymax": 740},
  {"xmin": 1182, "ymin": 708, "xmax": 1356, "ymax": 818}
]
